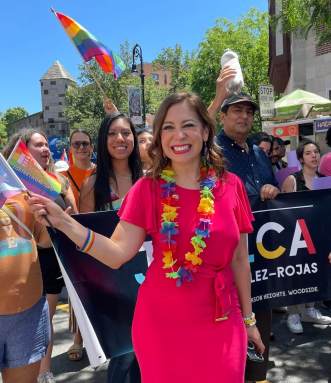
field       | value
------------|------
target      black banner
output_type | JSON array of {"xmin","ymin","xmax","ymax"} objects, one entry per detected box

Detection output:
[
  {"xmin": 49, "ymin": 211, "xmax": 148, "ymax": 358},
  {"xmin": 49, "ymin": 190, "xmax": 331, "ymax": 358},
  {"xmin": 249, "ymin": 189, "xmax": 331, "ymax": 309}
]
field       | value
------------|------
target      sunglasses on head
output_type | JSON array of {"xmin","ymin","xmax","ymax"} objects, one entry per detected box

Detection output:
[{"xmin": 71, "ymin": 141, "xmax": 90, "ymax": 149}]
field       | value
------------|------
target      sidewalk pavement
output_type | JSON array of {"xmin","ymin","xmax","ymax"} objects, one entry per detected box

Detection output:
[
  {"xmin": 1, "ymin": 304, "xmax": 330, "ymax": 382},
  {"xmin": 48, "ymin": 304, "xmax": 331, "ymax": 383}
]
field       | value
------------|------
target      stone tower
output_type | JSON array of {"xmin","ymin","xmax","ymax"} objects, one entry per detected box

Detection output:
[{"xmin": 40, "ymin": 61, "xmax": 76, "ymax": 137}]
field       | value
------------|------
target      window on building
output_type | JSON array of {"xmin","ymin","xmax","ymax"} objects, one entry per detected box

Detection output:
[
  {"xmin": 58, "ymin": 101, "xmax": 62, "ymax": 105},
  {"xmin": 41, "ymin": 81, "xmax": 43, "ymax": 86},
  {"xmin": 50, "ymin": 80, "xmax": 56, "ymax": 85},
  {"xmin": 58, "ymin": 93, "xmax": 65, "ymax": 97},
  {"xmin": 315, "ymin": 25, "xmax": 331, "ymax": 55},
  {"xmin": 328, "ymin": 89, "xmax": 331, "ymax": 100},
  {"xmin": 44, "ymin": 90, "xmax": 48, "ymax": 95},
  {"xmin": 164, "ymin": 74, "xmax": 168, "ymax": 85},
  {"xmin": 48, "ymin": 118, "xmax": 54, "ymax": 123},
  {"xmin": 45, "ymin": 106, "xmax": 49, "ymax": 110},
  {"xmin": 315, "ymin": 41, "xmax": 331, "ymax": 56},
  {"xmin": 151, "ymin": 73, "xmax": 159, "ymax": 82},
  {"xmin": 49, "ymin": 124, "xmax": 55, "ymax": 129},
  {"xmin": 58, "ymin": 112, "xmax": 64, "ymax": 118}
]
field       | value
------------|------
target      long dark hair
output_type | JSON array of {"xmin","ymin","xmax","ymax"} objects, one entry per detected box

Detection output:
[{"xmin": 94, "ymin": 112, "xmax": 142, "ymax": 211}]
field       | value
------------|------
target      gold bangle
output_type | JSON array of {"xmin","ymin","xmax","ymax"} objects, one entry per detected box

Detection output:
[{"xmin": 243, "ymin": 312, "xmax": 256, "ymax": 327}]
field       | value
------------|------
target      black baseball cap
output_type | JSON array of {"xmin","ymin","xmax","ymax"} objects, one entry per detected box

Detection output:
[
  {"xmin": 220, "ymin": 92, "xmax": 259, "ymax": 112},
  {"xmin": 275, "ymin": 137, "xmax": 291, "ymax": 146}
]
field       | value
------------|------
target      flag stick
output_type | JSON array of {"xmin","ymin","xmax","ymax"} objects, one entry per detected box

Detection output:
[
  {"xmin": 83, "ymin": 62, "xmax": 107, "ymax": 97},
  {"xmin": 25, "ymin": 190, "xmax": 56, "ymax": 233}
]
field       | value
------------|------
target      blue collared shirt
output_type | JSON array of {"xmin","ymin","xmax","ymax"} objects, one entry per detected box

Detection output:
[{"xmin": 217, "ymin": 130, "xmax": 278, "ymax": 196}]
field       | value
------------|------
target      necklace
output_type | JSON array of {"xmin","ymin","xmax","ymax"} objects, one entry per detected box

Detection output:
[{"xmin": 160, "ymin": 165, "xmax": 217, "ymax": 286}]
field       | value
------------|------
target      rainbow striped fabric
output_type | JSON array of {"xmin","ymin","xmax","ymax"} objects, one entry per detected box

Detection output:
[
  {"xmin": 8, "ymin": 139, "xmax": 62, "ymax": 200},
  {"xmin": 53, "ymin": 10, "xmax": 125, "ymax": 79},
  {"xmin": 0, "ymin": 153, "xmax": 25, "ymax": 208}
]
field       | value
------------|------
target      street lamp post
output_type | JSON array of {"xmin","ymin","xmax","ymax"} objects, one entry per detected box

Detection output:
[{"xmin": 131, "ymin": 43, "xmax": 146, "ymax": 127}]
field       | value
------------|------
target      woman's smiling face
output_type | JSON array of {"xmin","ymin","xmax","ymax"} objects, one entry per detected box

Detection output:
[
  {"xmin": 160, "ymin": 101, "xmax": 208, "ymax": 166},
  {"xmin": 107, "ymin": 118, "xmax": 134, "ymax": 160}
]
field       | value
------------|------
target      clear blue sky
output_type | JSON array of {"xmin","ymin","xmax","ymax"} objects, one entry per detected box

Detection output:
[{"xmin": 1, "ymin": 0, "xmax": 267, "ymax": 115}]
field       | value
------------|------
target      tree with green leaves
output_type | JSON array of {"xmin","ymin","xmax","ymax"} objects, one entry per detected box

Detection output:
[
  {"xmin": 190, "ymin": 8, "xmax": 269, "ymax": 131},
  {"xmin": 153, "ymin": 44, "xmax": 193, "ymax": 93},
  {"xmin": 65, "ymin": 42, "xmax": 168, "ymax": 140},
  {"xmin": 273, "ymin": 0, "xmax": 331, "ymax": 45},
  {"xmin": 1, "ymin": 107, "xmax": 29, "ymax": 127},
  {"xmin": 0, "ymin": 107, "xmax": 28, "ymax": 148},
  {"xmin": 0, "ymin": 118, "xmax": 7, "ymax": 149}
]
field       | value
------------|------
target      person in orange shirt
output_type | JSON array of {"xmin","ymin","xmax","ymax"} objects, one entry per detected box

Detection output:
[
  {"xmin": 63, "ymin": 130, "xmax": 96, "ymax": 208},
  {"xmin": 61, "ymin": 129, "xmax": 96, "ymax": 361}
]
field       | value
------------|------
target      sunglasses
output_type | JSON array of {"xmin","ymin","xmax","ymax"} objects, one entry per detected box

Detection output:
[{"xmin": 71, "ymin": 141, "xmax": 90, "ymax": 149}]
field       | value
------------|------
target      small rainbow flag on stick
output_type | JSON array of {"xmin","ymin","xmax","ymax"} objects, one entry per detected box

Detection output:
[
  {"xmin": 52, "ymin": 9, "xmax": 125, "ymax": 79},
  {"xmin": 8, "ymin": 139, "xmax": 62, "ymax": 200},
  {"xmin": 60, "ymin": 148, "xmax": 68, "ymax": 163},
  {"xmin": 0, "ymin": 153, "xmax": 26, "ymax": 208}
]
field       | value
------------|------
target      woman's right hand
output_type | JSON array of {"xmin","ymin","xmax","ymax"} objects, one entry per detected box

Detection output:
[
  {"xmin": 246, "ymin": 324, "xmax": 265, "ymax": 355},
  {"xmin": 27, "ymin": 193, "xmax": 70, "ymax": 229}
]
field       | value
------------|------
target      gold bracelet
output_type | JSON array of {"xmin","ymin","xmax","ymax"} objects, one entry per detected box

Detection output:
[{"xmin": 243, "ymin": 312, "xmax": 256, "ymax": 327}]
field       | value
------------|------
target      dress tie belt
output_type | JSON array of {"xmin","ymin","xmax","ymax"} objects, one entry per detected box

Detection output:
[
  {"xmin": 200, "ymin": 267, "xmax": 233, "ymax": 322},
  {"xmin": 214, "ymin": 270, "xmax": 233, "ymax": 322}
]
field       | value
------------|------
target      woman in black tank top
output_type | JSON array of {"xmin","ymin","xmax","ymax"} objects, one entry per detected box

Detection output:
[
  {"xmin": 282, "ymin": 140, "xmax": 323, "ymax": 192},
  {"xmin": 282, "ymin": 139, "xmax": 331, "ymax": 334}
]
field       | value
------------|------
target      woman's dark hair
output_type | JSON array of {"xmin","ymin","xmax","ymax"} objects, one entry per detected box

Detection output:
[
  {"xmin": 296, "ymin": 139, "xmax": 320, "ymax": 162},
  {"xmin": 69, "ymin": 129, "xmax": 93, "ymax": 144},
  {"xmin": 136, "ymin": 126, "xmax": 153, "ymax": 137},
  {"xmin": 326, "ymin": 127, "xmax": 331, "ymax": 147},
  {"xmin": 94, "ymin": 112, "xmax": 142, "ymax": 211},
  {"xmin": 148, "ymin": 92, "xmax": 225, "ymax": 178}
]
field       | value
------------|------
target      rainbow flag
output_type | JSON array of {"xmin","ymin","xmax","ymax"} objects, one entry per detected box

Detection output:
[
  {"xmin": 68, "ymin": 149, "xmax": 75, "ymax": 166},
  {"xmin": 61, "ymin": 148, "xmax": 69, "ymax": 162},
  {"xmin": 0, "ymin": 153, "xmax": 26, "ymax": 208},
  {"xmin": 8, "ymin": 139, "xmax": 62, "ymax": 200},
  {"xmin": 53, "ymin": 10, "xmax": 125, "ymax": 79}
]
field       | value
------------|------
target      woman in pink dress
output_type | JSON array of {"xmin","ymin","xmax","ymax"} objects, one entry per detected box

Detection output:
[{"xmin": 29, "ymin": 92, "xmax": 264, "ymax": 382}]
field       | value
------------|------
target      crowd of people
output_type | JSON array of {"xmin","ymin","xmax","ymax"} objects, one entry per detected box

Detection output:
[{"xmin": 1, "ymin": 66, "xmax": 331, "ymax": 383}]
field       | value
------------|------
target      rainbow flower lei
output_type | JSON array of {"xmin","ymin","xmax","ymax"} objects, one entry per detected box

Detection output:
[{"xmin": 160, "ymin": 165, "xmax": 217, "ymax": 286}]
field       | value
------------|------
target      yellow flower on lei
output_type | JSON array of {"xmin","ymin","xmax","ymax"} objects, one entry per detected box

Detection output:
[
  {"xmin": 161, "ymin": 204, "xmax": 178, "ymax": 221},
  {"xmin": 191, "ymin": 241, "xmax": 204, "ymax": 255},
  {"xmin": 198, "ymin": 197, "xmax": 214, "ymax": 214},
  {"xmin": 162, "ymin": 250, "xmax": 177, "ymax": 268},
  {"xmin": 185, "ymin": 252, "xmax": 203, "ymax": 266}
]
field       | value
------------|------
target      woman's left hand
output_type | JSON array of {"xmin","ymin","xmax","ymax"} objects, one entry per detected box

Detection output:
[{"xmin": 246, "ymin": 325, "xmax": 265, "ymax": 355}]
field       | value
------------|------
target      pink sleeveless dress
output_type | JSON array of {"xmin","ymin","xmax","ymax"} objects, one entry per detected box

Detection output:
[{"xmin": 118, "ymin": 171, "xmax": 253, "ymax": 382}]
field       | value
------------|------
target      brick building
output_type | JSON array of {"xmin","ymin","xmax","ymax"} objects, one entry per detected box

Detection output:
[{"xmin": 269, "ymin": 0, "xmax": 331, "ymax": 98}]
